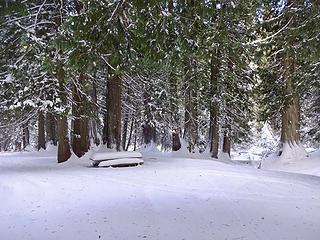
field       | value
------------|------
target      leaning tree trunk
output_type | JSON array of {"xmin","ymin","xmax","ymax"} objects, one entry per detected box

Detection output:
[
  {"xmin": 72, "ymin": 73, "xmax": 89, "ymax": 157},
  {"xmin": 106, "ymin": 74, "xmax": 122, "ymax": 150},
  {"xmin": 209, "ymin": 51, "xmax": 220, "ymax": 159},
  {"xmin": 280, "ymin": 50, "xmax": 301, "ymax": 152},
  {"xmin": 37, "ymin": 110, "xmax": 46, "ymax": 150}
]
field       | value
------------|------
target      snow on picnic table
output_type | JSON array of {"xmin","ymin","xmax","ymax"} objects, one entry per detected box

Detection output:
[{"xmin": 0, "ymin": 150, "xmax": 320, "ymax": 240}]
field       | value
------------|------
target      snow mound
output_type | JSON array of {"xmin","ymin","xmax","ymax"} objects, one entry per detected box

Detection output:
[
  {"xmin": 90, "ymin": 151, "xmax": 142, "ymax": 161},
  {"xmin": 279, "ymin": 143, "xmax": 308, "ymax": 163},
  {"xmin": 98, "ymin": 158, "xmax": 144, "ymax": 167},
  {"xmin": 310, "ymin": 149, "xmax": 320, "ymax": 158}
]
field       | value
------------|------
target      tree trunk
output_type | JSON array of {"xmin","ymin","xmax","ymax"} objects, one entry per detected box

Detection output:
[
  {"xmin": 168, "ymin": 0, "xmax": 181, "ymax": 152},
  {"xmin": 169, "ymin": 74, "xmax": 181, "ymax": 151},
  {"xmin": 222, "ymin": 128, "xmax": 231, "ymax": 157},
  {"xmin": 46, "ymin": 112, "xmax": 57, "ymax": 145},
  {"xmin": 72, "ymin": 73, "xmax": 89, "ymax": 157},
  {"xmin": 37, "ymin": 110, "xmax": 46, "ymax": 150},
  {"xmin": 126, "ymin": 118, "xmax": 134, "ymax": 151},
  {"xmin": 57, "ymin": 115, "xmax": 71, "ymax": 163},
  {"xmin": 15, "ymin": 139, "xmax": 21, "ymax": 152},
  {"xmin": 106, "ymin": 74, "xmax": 122, "ymax": 150},
  {"xmin": 56, "ymin": 61, "xmax": 71, "ymax": 163},
  {"xmin": 133, "ymin": 121, "xmax": 137, "ymax": 151},
  {"xmin": 91, "ymin": 77, "xmax": 100, "ymax": 146},
  {"xmin": 183, "ymin": 58, "xmax": 198, "ymax": 153},
  {"xmin": 143, "ymin": 88, "xmax": 156, "ymax": 145},
  {"xmin": 122, "ymin": 113, "xmax": 128, "ymax": 150},
  {"xmin": 280, "ymin": 50, "xmax": 300, "ymax": 150},
  {"xmin": 209, "ymin": 52, "xmax": 220, "ymax": 159},
  {"xmin": 22, "ymin": 121, "xmax": 30, "ymax": 150},
  {"xmin": 143, "ymin": 124, "xmax": 156, "ymax": 145},
  {"xmin": 172, "ymin": 128, "xmax": 181, "ymax": 151}
]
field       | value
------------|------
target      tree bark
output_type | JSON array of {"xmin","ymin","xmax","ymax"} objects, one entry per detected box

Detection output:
[
  {"xmin": 126, "ymin": 118, "xmax": 134, "ymax": 151},
  {"xmin": 143, "ymin": 88, "xmax": 156, "ymax": 145},
  {"xmin": 90, "ymin": 77, "xmax": 100, "ymax": 146},
  {"xmin": 222, "ymin": 128, "xmax": 231, "ymax": 157},
  {"xmin": 183, "ymin": 58, "xmax": 198, "ymax": 153},
  {"xmin": 133, "ymin": 121, "xmax": 138, "ymax": 151},
  {"xmin": 56, "ymin": 62, "xmax": 71, "ymax": 163},
  {"xmin": 168, "ymin": 0, "xmax": 181, "ymax": 152},
  {"xmin": 37, "ymin": 110, "xmax": 46, "ymax": 150},
  {"xmin": 22, "ymin": 121, "xmax": 30, "ymax": 150},
  {"xmin": 172, "ymin": 128, "xmax": 181, "ymax": 151},
  {"xmin": 46, "ymin": 112, "xmax": 57, "ymax": 145},
  {"xmin": 169, "ymin": 73, "xmax": 181, "ymax": 151},
  {"xmin": 106, "ymin": 74, "xmax": 122, "ymax": 150},
  {"xmin": 280, "ymin": 50, "xmax": 300, "ymax": 149},
  {"xmin": 72, "ymin": 73, "xmax": 89, "ymax": 157},
  {"xmin": 122, "ymin": 113, "xmax": 128, "ymax": 150},
  {"xmin": 209, "ymin": 52, "xmax": 220, "ymax": 159},
  {"xmin": 57, "ymin": 115, "xmax": 71, "ymax": 163}
]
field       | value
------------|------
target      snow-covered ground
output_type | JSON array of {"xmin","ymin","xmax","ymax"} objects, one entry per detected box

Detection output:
[{"xmin": 0, "ymin": 147, "xmax": 320, "ymax": 240}]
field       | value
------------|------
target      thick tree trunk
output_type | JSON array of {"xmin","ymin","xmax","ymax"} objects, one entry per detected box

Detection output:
[
  {"xmin": 280, "ymin": 50, "xmax": 300, "ymax": 149},
  {"xmin": 57, "ymin": 115, "xmax": 71, "ymax": 163},
  {"xmin": 46, "ymin": 112, "xmax": 57, "ymax": 145},
  {"xmin": 54, "ymin": 7, "xmax": 71, "ymax": 163},
  {"xmin": 37, "ymin": 110, "xmax": 46, "ymax": 150},
  {"xmin": 72, "ymin": 73, "xmax": 89, "ymax": 157},
  {"xmin": 183, "ymin": 58, "xmax": 198, "ymax": 153},
  {"xmin": 209, "ymin": 52, "xmax": 220, "ymax": 159},
  {"xmin": 106, "ymin": 74, "xmax": 122, "ymax": 150},
  {"xmin": 56, "ymin": 62, "xmax": 71, "ymax": 163},
  {"xmin": 172, "ymin": 128, "xmax": 181, "ymax": 151},
  {"xmin": 222, "ymin": 128, "xmax": 231, "ymax": 157},
  {"xmin": 168, "ymin": 0, "xmax": 181, "ymax": 152},
  {"xmin": 143, "ymin": 124, "xmax": 156, "ymax": 145},
  {"xmin": 22, "ymin": 121, "xmax": 30, "ymax": 150}
]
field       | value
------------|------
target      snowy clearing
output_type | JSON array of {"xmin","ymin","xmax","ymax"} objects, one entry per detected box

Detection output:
[{"xmin": 1, "ymin": 149, "xmax": 320, "ymax": 240}]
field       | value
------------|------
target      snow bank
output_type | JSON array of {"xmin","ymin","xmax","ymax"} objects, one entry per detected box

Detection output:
[
  {"xmin": 262, "ymin": 144, "xmax": 320, "ymax": 176},
  {"xmin": 98, "ymin": 158, "xmax": 144, "ymax": 167},
  {"xmin": 90, "ymin": 151, "xmax": 142, "ymax": 161}
]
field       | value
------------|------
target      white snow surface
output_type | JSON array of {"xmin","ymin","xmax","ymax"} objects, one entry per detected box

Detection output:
[
  {"xmin": 0, "ymin": 147, "xmax": 320, "ymax": 240},
  {"xmin": 263, "ymin": 148, "xmax": 320, "ymax": 176}
]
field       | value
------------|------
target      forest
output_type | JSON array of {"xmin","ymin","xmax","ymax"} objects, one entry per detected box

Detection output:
[
  {"xmin": 0, "ymin": 1, "xmax": 320, "ymax": 240},
  {"xmin": 0, "ymin": 0, "xmax": 318, "ymax": 161}
]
